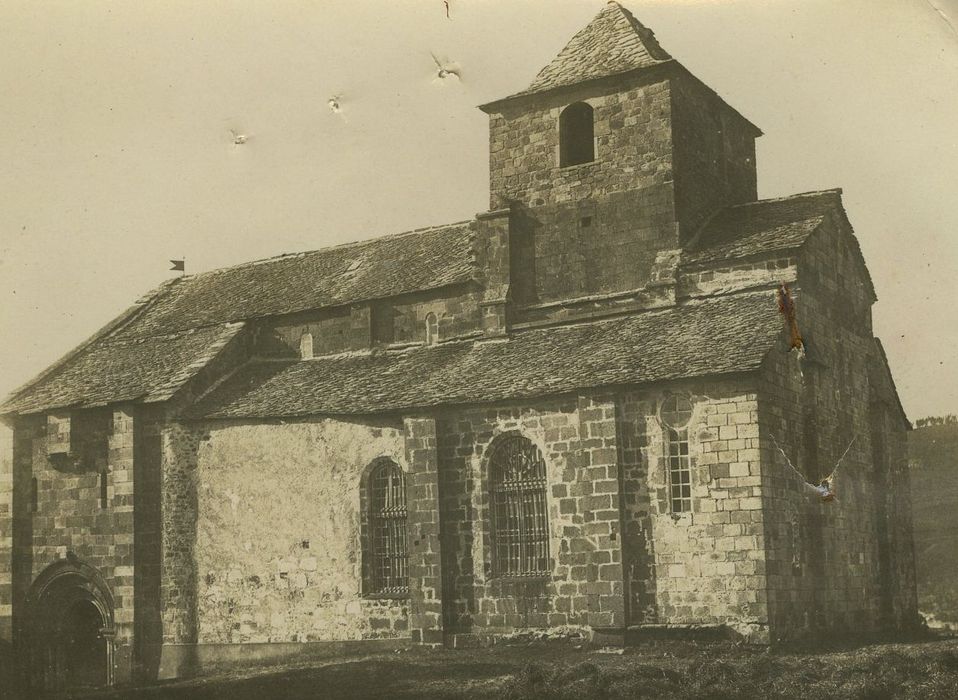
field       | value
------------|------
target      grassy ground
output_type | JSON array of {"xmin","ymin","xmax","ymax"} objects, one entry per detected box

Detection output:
[{"xmin": 66, "ymin": 636, "xmax": 958, "ymax": 700}]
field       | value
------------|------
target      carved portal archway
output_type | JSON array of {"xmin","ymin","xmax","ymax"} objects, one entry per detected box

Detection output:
[{"xmin": 23, "ymin": 555, "xmax": 116, "ymax": 692}]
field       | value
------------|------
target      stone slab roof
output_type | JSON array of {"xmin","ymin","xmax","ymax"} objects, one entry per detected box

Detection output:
[
  {"xmin": 479, "ymin": 3, "xmax": 759, "ymax": 138},
  {"xmin": 3, "ymin": 323, "xmax": 245, "ymax": 416},
  {"xmin": 683, "ymin": 190, "xmax": 843, "ymax": 267},
  {"xmin": 3, "ymin": 190, "xmax": 854, "ymax": 418},
  {"xmin": 115, "ymin": 221, "xmax": 476, "ymax": 338},
  {"xmin": 192, "ymin": 290, "xmax": 783, "ymax": 419},
  {"xmin": 511, "ymin": 2, "xmax": 671, "ymax": 99},
  {"xmin": 2, "ymin": 220, "xmax": 477, "ymax": 417}
]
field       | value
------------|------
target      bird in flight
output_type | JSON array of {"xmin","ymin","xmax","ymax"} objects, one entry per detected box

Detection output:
[{"xmin": 430, "ymin": 52, "xmax": 462, "ymax": 81}]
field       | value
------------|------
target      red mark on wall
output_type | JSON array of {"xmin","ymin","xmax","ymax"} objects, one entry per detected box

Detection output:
[{"xmin": 777, "ymin": 282, "xmax": 804, "ymax": 353}]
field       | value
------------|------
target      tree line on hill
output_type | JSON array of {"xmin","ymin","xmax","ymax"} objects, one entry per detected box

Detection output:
[{"xmin": 915, "ymin": 415, "xmax": 958, "ymax": 428}]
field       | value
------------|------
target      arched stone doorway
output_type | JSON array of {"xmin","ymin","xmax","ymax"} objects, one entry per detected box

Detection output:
[{"xmin": 23, "ymin": 556, "xmax": 116, "ymax": 692}]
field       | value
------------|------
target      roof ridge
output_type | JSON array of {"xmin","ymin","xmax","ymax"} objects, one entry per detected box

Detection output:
[
  {"xmin": 509, "ymin": 287, "xmax": 775, "ymax": 337},
  {"xmin": 178, "ymin": 219, "xmax": 474, "ymax": 282},
  {"xmin": 612, "ymin": 2, "xmax": 671, "ymax": 61},
  {"xmin": 728, "ymin": 189, "xmax": 843, "ymax": 210},
  {"xmin": 105, "ymin": 321, "xmax": 244, "ymax": 345},
  {"xmin": 519, "ymin": 1, "xmax": 672, "ymax": 97},
  {"xmin": 145, "ymin": 324, "xmax": 248, "ymax": 404}
]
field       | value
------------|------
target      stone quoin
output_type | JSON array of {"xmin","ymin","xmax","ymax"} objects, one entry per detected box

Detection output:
[{"xmin": 0, "ymin": 2, "xmax": 917, "ymax": 691}]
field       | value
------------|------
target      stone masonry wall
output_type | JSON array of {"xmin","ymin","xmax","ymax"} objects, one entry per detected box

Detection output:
[
  {"xmin": 8, "ymin": 406, "xmax": 139, "ymax": 681},
  {"xmin": 510, "ymin": 190, "xmax": 678, "ymax": 305},
  {"xmin": 870, "ymin": 399, "xmax": 917, "ymax": 627},
  {"xmin": 371, "ymin": 287, "xmax": 482, "ymax": 347},
  {"xmin": 759, "ymin": 340, "xmax": 887, "ymax": 639},
  {"xmin": 160, "ymin": 417, "xmax": 409, "ymax": 650},
  {"xmin": 616, "ymin": 382, "xmax": 769, "ymax": 641},
  {"xmin": 757, "ymin": 219, "xmax": 916, "ymax": 640},
  {"xmin": 159, "ymin": 421, "xmax": 201, "ymax": 647},
  {"xmin": 404, "ymin": 416, "xmax": 444, "ymax": 643},
  {"xmin": 132, "ymin": 407, "xmax": 165, "ymax": 681},
  {"xmin": 0, "ymin": 428, "xmax": 13, "ymax": 642},
  {"xmin": 488, "ymin": 76, "xmax": 674, "ymax": 209},
  {"xmin": 435, "ymin": 395, "xmax": 624, "ymax": 636},
  {"xmin": 6, "ymin": 417, "xmax": 43, "ymax": 650},
  {"xmin": 670, "ymin": 73, "xmax": 758, "ymax": 241},
  {"xmin": 263, "ymin": 306, "xmax": 356, "ymax": 357},
  {"xmin": 487, "ymin": 76, "xmax": 678, "ymax": 304},
  {"xmin": 260, "ymin": 285, "xmax": 482, "ymax": 358},
  {"xmin": 679, "ymin": 256, "xmax": 797, "ymax": 301}
]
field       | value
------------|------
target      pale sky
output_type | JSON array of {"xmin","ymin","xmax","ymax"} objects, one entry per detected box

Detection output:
[{"xmin": 1, "ymin": 0, "xmax": 957, "ymax": 435}]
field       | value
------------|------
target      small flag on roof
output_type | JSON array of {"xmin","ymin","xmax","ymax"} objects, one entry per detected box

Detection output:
[{"xmin": 170, "ymin": 259, "xmax": 185, "ymax": 272}]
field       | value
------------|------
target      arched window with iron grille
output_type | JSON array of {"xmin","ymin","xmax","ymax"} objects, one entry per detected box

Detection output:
[
  {"xmin": 489, "ymin": 435, "xmax": 550, "ymax": 577},
  {"xmin": 366, "ymin": 459, "xmax": 408, "ymax": 594}
]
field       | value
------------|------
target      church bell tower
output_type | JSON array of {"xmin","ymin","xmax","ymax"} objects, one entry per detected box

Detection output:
[{"xmin": 478, "ymin": 2, "xmax": 762, "ymax": 306}]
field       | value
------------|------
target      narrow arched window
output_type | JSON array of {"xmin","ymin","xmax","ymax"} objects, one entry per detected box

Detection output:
[
  {"xmin": 367, "ymin": 459, "xmax": 408, "ymax": 594},
  {"xmin": 30, "ymin": 477, "xmax": 38, "ymax": 513},
  {"xmin": 424, "ymin": 313, "xmax": 438, "ymax": 345},
  {"xmin": 559, "ymin": 102, "xmax": 595, "ymax": 167},
  {"xmin": 661, "ymin": 395, "xmax": 693, "ymax": 513},
  {"xmin": 489, "ymin": 435, "xmax": 550, "ymax": 577},
  {"xmin": 99, "ymin": 469, "xmax": 108, "ymax": 509},
  {"xmin": 299, "ymin": 330, "xmax": 313, "ymax": 360}
]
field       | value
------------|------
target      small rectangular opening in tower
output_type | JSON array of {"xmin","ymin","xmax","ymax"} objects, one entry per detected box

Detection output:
[{"xmin": 99, "ymin": 469, "xmax": 108, "ymax": 509}]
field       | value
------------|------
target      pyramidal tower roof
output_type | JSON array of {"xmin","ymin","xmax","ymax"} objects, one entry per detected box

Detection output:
[{"xmin": 519, "ymin": 2, "xmax": 672, "ymax": 98}]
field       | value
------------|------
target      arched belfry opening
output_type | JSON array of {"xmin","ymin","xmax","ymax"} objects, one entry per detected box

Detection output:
[
  {"xmin": 559, "ymin": 102, "xmax": 595, "ymax": 167},
  {"xmin": 22, "ymin": 556, "xmax": 116, "ymax": 692}
]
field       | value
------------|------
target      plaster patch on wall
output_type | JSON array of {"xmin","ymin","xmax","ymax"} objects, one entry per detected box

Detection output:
[{"xmin": 181, "ymin": 418, "xmax": 408, "ymax": 644}]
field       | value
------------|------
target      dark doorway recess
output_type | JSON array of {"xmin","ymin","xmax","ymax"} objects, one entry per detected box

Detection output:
[{"xmin": 21, "ymin": 555, "xmax": 116, "ymax": 693}]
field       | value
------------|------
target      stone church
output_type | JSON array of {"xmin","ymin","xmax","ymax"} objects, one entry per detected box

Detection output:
[{"xmin": 0, "ymin": 2, "xmax": 917, "ymax": 691}]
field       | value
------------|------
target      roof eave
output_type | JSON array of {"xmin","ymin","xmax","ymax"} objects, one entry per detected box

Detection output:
[
  {"xmin": 1, "ymin": 394, "xmax": 154, "ymax": 422},
  {"xmin": 1, "ymin": 321, "xmax": 248, "ymax": 420},
  {"xmin": 478, "ymin": 60, "xmax": 677, "ymax": 113},
  {"xmin": 191, "ymin": 366, "xmax": 765, "ymax": 422},
  {"xmin": 668, "ymin": 62, "xmax": 763, "ymax": 137},
  {"xmin": 478, "ymin": 59, "xmax": 763, "ymax": 138},
  {"xmin": 680, "ymin": 242, "xmax": 808, "ymax": 272},
  {"xmin": 0, "ymin": 279, "xmax": 180, "ymax": 412}
]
